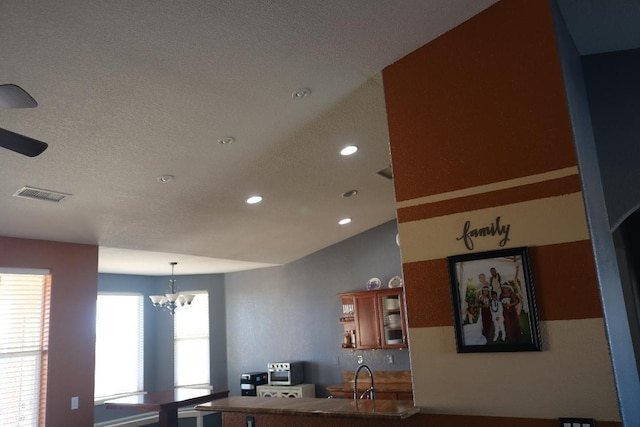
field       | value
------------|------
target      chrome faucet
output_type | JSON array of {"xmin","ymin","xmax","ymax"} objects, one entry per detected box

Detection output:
[{"xmin": 353, "ymin": 364, "xmax": 375, "ymax": 400}]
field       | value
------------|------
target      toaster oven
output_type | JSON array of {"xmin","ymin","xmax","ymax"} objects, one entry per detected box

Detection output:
[{"xmin": 267, "ymin": 361, "xmax": 304, "ymax": 385}]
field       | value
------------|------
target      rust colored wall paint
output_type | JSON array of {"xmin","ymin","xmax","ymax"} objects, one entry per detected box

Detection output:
[
  {"xmin": 383, "ymin": 0, "xmax": 577, "ymax": 203},
  {"xmin": 221, "ymin": 413, "xmax": 622, "ymax": 427},
  {"xmin": 529, "ymin": 241, "xmax": 602, "ymax": 321},
  {"xmin": 403, "ymin": 241, "xmax": 601, "ymax": 328},
  {"xmin": 0, "ymin": 236, "xmax": 98, "ymax": 427},
  {"xmin": 398, "ymin": 174, "xmax": 582, "ymax": 223},
  {"xmin": 403, "ymin": 258, "xmax": 452, "ymax": 328},
  {"xmin": 382, "ymin": 0, "xmax": 620, "ymax": 420}
]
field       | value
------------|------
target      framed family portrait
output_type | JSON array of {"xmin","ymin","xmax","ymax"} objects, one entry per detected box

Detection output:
[{"xmin": 447, "ymin": 247, "xmax": 541, "ymax": 353}]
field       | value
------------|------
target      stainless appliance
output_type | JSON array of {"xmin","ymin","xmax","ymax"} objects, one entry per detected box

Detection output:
[
  {"xmin": 240, "ymin": 371, "xmax": 268, "ymax": 396},
  {"xmin": 267, "ymin": 361, "xmax": 304, "ymax": 386}
]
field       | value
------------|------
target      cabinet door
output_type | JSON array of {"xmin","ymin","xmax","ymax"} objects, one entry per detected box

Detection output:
[
  {"xmin": 397, "ymin": 392, "xmax": 414, "ymax": 401},
  {"xmin": 378, "ymin": 290, "xmax": 408, "ymax": 349},
  {"xmin": 257, "ymin": 387, "xmax": 279, "ymax": 397},
  {"xmin": 280, "ymin": 389, "xmax": 301, "ymax": 398},
  {"xmin": 375, "ymin": 392, "xmax": 398, "ymax": 400},
  {"xmin": 353, "ymin": 293, "xmax": 380, "ymax": 349}
]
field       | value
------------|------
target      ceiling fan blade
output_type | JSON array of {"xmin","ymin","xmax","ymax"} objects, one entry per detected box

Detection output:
[
  {"xmin": 0, "ymin": 84, "xmax": 38, "ymax": 109},
  {"xmin": 0, "ymin": 128, "xmax": 48, "ymax": 157}
]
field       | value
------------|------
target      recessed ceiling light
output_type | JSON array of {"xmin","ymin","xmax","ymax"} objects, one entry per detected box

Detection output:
[
  {"xmin": 342, "ymin": 190, "xmax": 358, "ymax": 198},
  {"xmin": 217, "ymin": 136, "xmax": 235, "ymax": 145},
  {"xmin": 340, "ymin": 145, "xmax": 358, "ymax": 156},
  {"xmin": 157, "ymin": 175, "xmax": 174, "ymax": 183},
  {"xmin": 246, "ymin": 195, "xmax": 263, "ymax": 204},
  {"xmin": 292, "ymin": 88, "xmax": 311, "ymax": 99},
  {"xmin": 338, "ymin": 218, "xmax": 352, "ymax": 225}
]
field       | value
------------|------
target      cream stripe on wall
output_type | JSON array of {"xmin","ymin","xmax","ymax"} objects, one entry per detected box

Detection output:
[
  {"xmin": 396, "ymin": 166, "xmax": 579, "ymax": 209},
  {"xmin": 399, "ymin": 192, "xmax": 589, "ymax": 263},
  {"xmin": 408, "ymin": 319, "xmax": 620, "ymax": 421}
]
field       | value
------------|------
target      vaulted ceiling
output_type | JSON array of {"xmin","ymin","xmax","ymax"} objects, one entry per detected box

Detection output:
[{"xmin": 1, "ymin": 1, "xmax": 638, "ymax": 275}]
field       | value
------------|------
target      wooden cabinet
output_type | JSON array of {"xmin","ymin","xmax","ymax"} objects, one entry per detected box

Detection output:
[
  {"xmin": 338, "ymin": 288, "xmax": 407, "ymax": 350},
  {"xmin": 326, "ymin": 371, "xmax": 413, "ymax": 400},
  {"xmin": 257, "ymin": 384, "xmax": 315, "ymax": 398},
  {"xmin": 327, "ymin": 390, "xmax": 410, "ymax": 400}
]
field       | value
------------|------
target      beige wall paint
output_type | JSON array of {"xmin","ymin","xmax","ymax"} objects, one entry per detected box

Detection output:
[
  {"xmin": 399, "ymin": 192, "xmax": 590, "ymax": 263},
  {"xmin": 396, "ymin": 167, "xmax": 579, "ymax": 209},
  {"xmin": 409, "ymin": 318, "xmax": 619, "ymax": 420}
]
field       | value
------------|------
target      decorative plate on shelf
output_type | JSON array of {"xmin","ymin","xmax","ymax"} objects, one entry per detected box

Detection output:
[
  {"xmin": 388, "ymin": 276, "xmax": 403, "ymax": 288},
  {"xmin": 366, "ymin": 277, "xmax": 382, "ymax": 290}
]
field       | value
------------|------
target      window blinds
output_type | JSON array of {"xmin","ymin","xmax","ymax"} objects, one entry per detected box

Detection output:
[{"xmin": 0, "ymin": 274, "xmax": 49, "ymax": 427}]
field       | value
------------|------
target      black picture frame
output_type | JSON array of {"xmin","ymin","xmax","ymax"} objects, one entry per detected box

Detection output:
[{"xmin": 447, "ymin": 247, "xmax": 541, "ymax": 353}]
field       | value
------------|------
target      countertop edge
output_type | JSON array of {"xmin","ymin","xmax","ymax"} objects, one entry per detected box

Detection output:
[{"xmin": 196, "ymin": 397, "xmax": 419, "ymax": 420}]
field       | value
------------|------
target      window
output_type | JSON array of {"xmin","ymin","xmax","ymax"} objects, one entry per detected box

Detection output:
[
  {"xmin": 94, "ymin": 294, "xmax": 144, "ymax": 400},
  {"xmin": 174, "ymin": 291, "xmax": 209, "ymax": 387},
  {"xmin": 0, "ymin": 272, "xmax": 50, "ymax": 427}
]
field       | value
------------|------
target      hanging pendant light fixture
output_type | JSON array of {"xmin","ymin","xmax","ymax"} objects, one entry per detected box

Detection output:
[{"xmin": 149, "ymin": 262, "xmax": 195, "ymax": 315}]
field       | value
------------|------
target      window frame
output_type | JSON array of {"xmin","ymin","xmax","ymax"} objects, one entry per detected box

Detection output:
[
  {"xmin": 173, "ymin": 290, "xmax": 210, "ymax": 388},
  {"xmin": 94, "ymin": 292, "xmax": 145, "ymax": 403}
]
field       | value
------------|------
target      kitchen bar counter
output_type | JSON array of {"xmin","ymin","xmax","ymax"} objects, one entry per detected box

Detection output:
[
  {"xmin": 106, "ymin": 388, "xmax": 229, "ymax": 427},
  {"xmin": 196, "ymin": 396, "xmax": 419, "ymax": 420}
]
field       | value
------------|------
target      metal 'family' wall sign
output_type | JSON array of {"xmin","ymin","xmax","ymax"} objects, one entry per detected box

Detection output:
[{"xmin": 456, "ymin": 216, "xmax": 511, "ymax": 250}]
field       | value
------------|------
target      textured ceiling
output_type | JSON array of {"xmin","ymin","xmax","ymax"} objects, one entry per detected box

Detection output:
[{"xmin": 0, "ymin": 1, "xmax": 637, "ymax": 275}]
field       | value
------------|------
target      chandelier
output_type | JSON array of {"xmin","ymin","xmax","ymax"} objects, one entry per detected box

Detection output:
[{"xmin": 149, "ymin": 262, "xmax": 195, "ymax": 315}]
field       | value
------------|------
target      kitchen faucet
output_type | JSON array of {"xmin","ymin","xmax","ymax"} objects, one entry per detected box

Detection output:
[{"xmin": 353, "ymin": 364, "xmax": 376, "ymax": 400}]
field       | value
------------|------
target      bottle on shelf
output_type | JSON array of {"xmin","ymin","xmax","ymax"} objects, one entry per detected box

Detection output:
[{"xmin": 343, "ymin": 330, "xmax": 352, "ymax": 347}]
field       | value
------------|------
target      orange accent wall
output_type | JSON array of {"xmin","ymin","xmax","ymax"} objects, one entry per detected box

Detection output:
[
  {"xmin": 382, "ymin": 0, "xmax": 619, "ymax": 422},
  {"xmin": 383, "ymin": 0, "xmax": 577, "ymax": 203},
  {"xmin": 403, "ymin": 241, "xmax": 602, "ymax": 328},
  {"xmin": 0, "ymin": 236, "xmax": 98, "ymax": 427},
  {"xmin": 398, "ymin": 174, "xmax": 582, "ymax": 223}
]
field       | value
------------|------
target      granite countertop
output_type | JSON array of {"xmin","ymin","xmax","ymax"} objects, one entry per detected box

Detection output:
[{"xmin": 196, "ymin": 397, "xmax": 419, "ymax": 420}]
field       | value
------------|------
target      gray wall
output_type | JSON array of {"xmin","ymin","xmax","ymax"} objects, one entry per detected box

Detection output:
[
  {"xmin": 148, "ymin": 273, "xmax": 227, "ymax": 391},
  {"xmin": 552, "ymin": 1, "xmax": 640, "ymax": 423},
  {"xmin": 582, "ymin": 48, "xmax": 640, "ymax": 231},
  {"xmin": 225, "ymin": 220, "xmax": 408, "ymax": 397}
]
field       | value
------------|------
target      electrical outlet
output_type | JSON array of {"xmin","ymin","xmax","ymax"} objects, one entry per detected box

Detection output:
[
  {"xmin": 559, "ymin": 418, "xmax": 594, "ymax": 427},
  {"xmin": 246, "ymin": 415, "xmax": 255, "ymax": 427},
  {"xmin": 357, "ymin": 354, "xmax": 364, "ymax": 364},
  {"xmin": 386, "ymin": 354, "xmax": 394, "ymax": 364},
  {"xmin": 71, "ymin": 396, "xmax": 79, "ymax": 410}
]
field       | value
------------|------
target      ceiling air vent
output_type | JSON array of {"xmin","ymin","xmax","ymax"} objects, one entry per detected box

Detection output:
[
  {"xmin": 13, "ymin": 186, "xmax": 71, "ymax": 203},
  {"xmin": 377, "ymin": 166, "xmax": 393, "ymax": 180}
]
